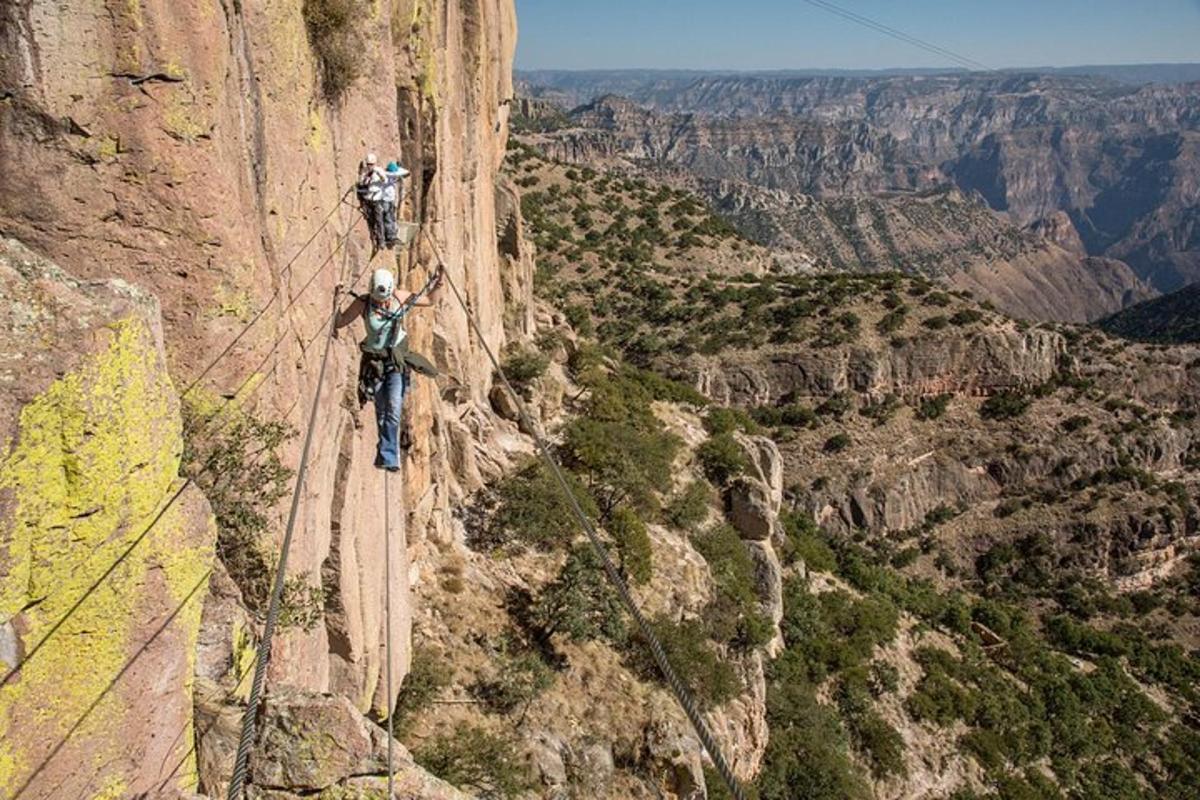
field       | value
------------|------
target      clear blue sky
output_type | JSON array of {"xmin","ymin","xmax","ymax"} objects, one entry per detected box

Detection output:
[{"xmin": 515, "ymin": 0, "xmax": 1200, "ymax": 71}]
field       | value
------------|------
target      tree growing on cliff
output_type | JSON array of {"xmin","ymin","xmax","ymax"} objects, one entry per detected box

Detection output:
[
  {"xmin": 303, "ymin": 0, "xmax": 368, "ymax": 102},
  {"xmin": 182, "ymin": 401, "xmax": 294, "ymax": 614},
  {"xmin": 529, "ymin": 543, "xmax": 627, "ymax": 645}
]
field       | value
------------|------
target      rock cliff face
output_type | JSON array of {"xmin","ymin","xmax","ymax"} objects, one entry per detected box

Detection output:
[
  {"xmin": 1101, "ymin": 281, "xmax": 1200, "ymax": 343},
  {"xmin": 0, "ymin": 237, "xmax": 216, "ymax": 799},
  {"xmin": 520, "ymin": 95, "xmax": 1159, "ymax": 322},
  {"xmin": 688, "ymin": 323, "xmax": 1066, "ymax": 408},
  {"xmin": 1, "ymin": 0, "xmax": 525, "ymax": 796}
]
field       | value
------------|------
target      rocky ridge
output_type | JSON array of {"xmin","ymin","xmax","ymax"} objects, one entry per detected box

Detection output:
[{"xmin": 518, "ymin": 98, "xmax": 1157, "ymax": 322}]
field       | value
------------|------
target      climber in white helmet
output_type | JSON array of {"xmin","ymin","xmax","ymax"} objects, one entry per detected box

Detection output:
[{"xmin": 335, "ymin": 266, "xmax": 443, "ymax": 471}]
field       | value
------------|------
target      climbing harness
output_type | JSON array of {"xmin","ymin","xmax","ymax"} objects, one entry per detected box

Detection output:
[
  {"xmin": 423, "ymin": 228, "xmax": 749, "ymax": 800},
  {"xmin": 355, "ymin": 270, "xmax": 443, "ymax": 407}
]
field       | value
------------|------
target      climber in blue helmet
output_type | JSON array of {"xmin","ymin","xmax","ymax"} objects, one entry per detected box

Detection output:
[
  {"xmin": 381, "ymin": 161, "xmax": 410, "ymax": 249},
  {"xmin": 335, "ymin": 265, "xmax": 442, "ymax": 471}
]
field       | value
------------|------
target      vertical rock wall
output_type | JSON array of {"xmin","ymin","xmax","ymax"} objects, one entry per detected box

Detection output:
[{"xmin": 1, "ymin": 0, "xmax": 526, "ymax": 793}]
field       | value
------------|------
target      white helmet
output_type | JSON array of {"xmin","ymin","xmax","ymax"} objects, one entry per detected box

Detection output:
[
  {"xmin": 371, "ymin": 268, "xmax": 395, "ymax": 301},
  {"xmin": 365, "ymin": 152, "xmax": 378, "ymax": 165}
]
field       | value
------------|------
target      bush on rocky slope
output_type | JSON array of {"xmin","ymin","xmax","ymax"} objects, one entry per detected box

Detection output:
[{"xmin": 413, "ymin": 725, "xmax": 533, "ymax": 798}]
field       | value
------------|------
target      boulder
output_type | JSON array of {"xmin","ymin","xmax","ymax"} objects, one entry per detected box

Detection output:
[
  {"xmin": 250, "ymin": 689, "xmax": 375, "ymax": 791},
  {"xmin": 489, "ymin": 383, "xmax": 522, "ymax": 423},
  {"xmin": 575, "ymin": 740, "xmax": 616, "ymax": 783},
  {"xmin": 644, "ymin": 719, "xmax": 706, "ymax": 800},
  {"xmin": 745, "ymin": 542, "xmax": 784, "ymax": 651},
  {"xmin": 528, "ymin": 731, "xmax": 568, "ymax": 787},
  {"xmin": 727, "ymin": 477, "xmax": 777, "ymax": 541}
]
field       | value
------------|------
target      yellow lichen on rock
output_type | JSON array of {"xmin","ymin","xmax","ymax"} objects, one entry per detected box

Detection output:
[
  {"xmin": 0, "ymin": 316, "xmax": 215, "ymax": 796},
  {"xmin": 307, "ymin": 106, "xmax": 327, "ymax": 153}
]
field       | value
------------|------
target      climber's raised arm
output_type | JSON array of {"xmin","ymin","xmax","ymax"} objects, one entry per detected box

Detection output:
[{"xmin": 335, "ymin": 289, "xmax": 366, "ymax": 330}]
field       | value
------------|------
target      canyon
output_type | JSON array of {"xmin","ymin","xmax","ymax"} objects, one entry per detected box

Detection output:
[{"xmin": 518, "ymin": 72, "xmax": 1200, "ymax": 317}]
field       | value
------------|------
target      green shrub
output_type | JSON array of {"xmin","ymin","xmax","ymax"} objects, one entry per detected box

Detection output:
[
  {"xmin": 753, "ymin": 403, "xmax": 817, "ymax": 429},
  {"xmin": 923, "ymin": 315, "xmax": 949, "ymax": 330},
  {"xmin": 302, "ymin": 0, "xmax": 368, "ymax": 102},
  {"xmin": 816, "ymin": 393, "xmax": 853, "ymax": 420},
  {"xmin": 917, "ymin": 394, "xmax": 951, "ymax": 421},
  {"xmin": 780, "ymin": 513, "xmax": 837, "ymax": 572},
  {"xmin": 869, "ymin": 660, "xmax": 900, "ymax": 696},
  {"xmin": 705, "ymin": 406, "xmax": 762, "ymax": 436},
  {"xmin": 1061, "ymin": 414, "xmax": 1091, "ymax": 433},
  {"xmin": 486, "ymin": 461, "xmax": 598, "ymax": 550},
  {"xmin": 877, "ymin": 306, "xmax": 909, "ymax": 334},
  {"xmin": 470, "ymin": 637, "xmax": 554, "ymax": 715},
  {"xmin": 704, "ymin": 766, "xmax": 760, "ymax": 800},
  {"xmin": 563, "ymin": 370, "xmax": 681, "ymax": 513},
  {"xmin": 620, "ymin": 364, "xmax": 707, "ymax": 405},
  {"xmin": 905, "ymin": 663, "xmax": 977, "ymax": 726},
  {"xmin": 950, "ymin": 309, "xmax": 984, "ymax": 326},
  {"xmin": 564, "ymin": 304, "xmax": 594, "ymax": 337},
  {"xmin": 631, "ymin": 615, "xmax": 740, "ymax": 709},
  {"xmin": 981, "ymin": 390, "xmax": 1031, "ymax": 420},
  {"xmin": 183, "ymin": 402, "xmax": 295, "ymax": 615},
  {"xmin": 860, "ymin": 395, "xmax": 901, "ymax": 425},
  {"xmin": 393, "ymin": 646, "xmax": 451, "ymax": 734},
  {"xmin": 609, "ymin": 506, "xmax": 653, "ymax": 584},
  {"xmin": 665, "ymin": 480, "xmax": 713, "ymax": 529},
  {"xmin": 757, "ymin": 663, "xmax": 870, "ymax": 800},
  {"xmin": 824, "ymin": 433, "xmax": 852, "ymax": 453},
  {"xmin": 500, "ymin": 345, "xmax": 550, "ymax": 392},
  {"xmin": 414, "ymin": 725, "xmax": 533, "ymax": 798},
  {"xmin": 693, "ymin": 524, "xmax": 773, "ymax": 651},
  {"xmin": 530, "ymin": 544, "xmax": 626, "ymax": 644},
  {"xmin": 780, "ymin": 578, "xmax": 899, "ymax": 681},
  {"xmin": 277, "ymin": 573, "xmax": 325, "ymax": 632},
  {"xmin": 852, "ymin": 711, "xmax": 907, "ymax": 778},
  {"xmin": 698, "ymin": 433, "xmax": 749, "ymax": 485}
]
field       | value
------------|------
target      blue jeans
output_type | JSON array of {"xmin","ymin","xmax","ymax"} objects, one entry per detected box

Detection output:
[{"xmin": 373, "ymin": 367, "xmax": 407, "ymax": 468}]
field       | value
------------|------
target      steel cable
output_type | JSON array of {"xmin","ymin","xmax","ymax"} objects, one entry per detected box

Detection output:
[
  {"xmin": 384, "ymin": 470, "xmax": 396, "ymax": 800},
  {"xmin": 181, "ymin": 187, "xmax": 354, "ymax": 399}
]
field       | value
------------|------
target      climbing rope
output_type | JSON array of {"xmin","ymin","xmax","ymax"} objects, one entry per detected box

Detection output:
[
  {"xmin": 225, "ymin": 203, "xmax": 363, "ymax": 800},
  {"xmin": 422, "ymin": 229, "xmax": 750, "ymax": 800}
]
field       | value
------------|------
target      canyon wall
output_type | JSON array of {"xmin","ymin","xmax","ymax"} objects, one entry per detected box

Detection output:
[
  {"xmin": 523, "ymin": 74, "xmax": 1200, "ymax": 293},
  {"xmin": 0, "ymin": 0, "xmax": 526, "ymax": 796}
]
